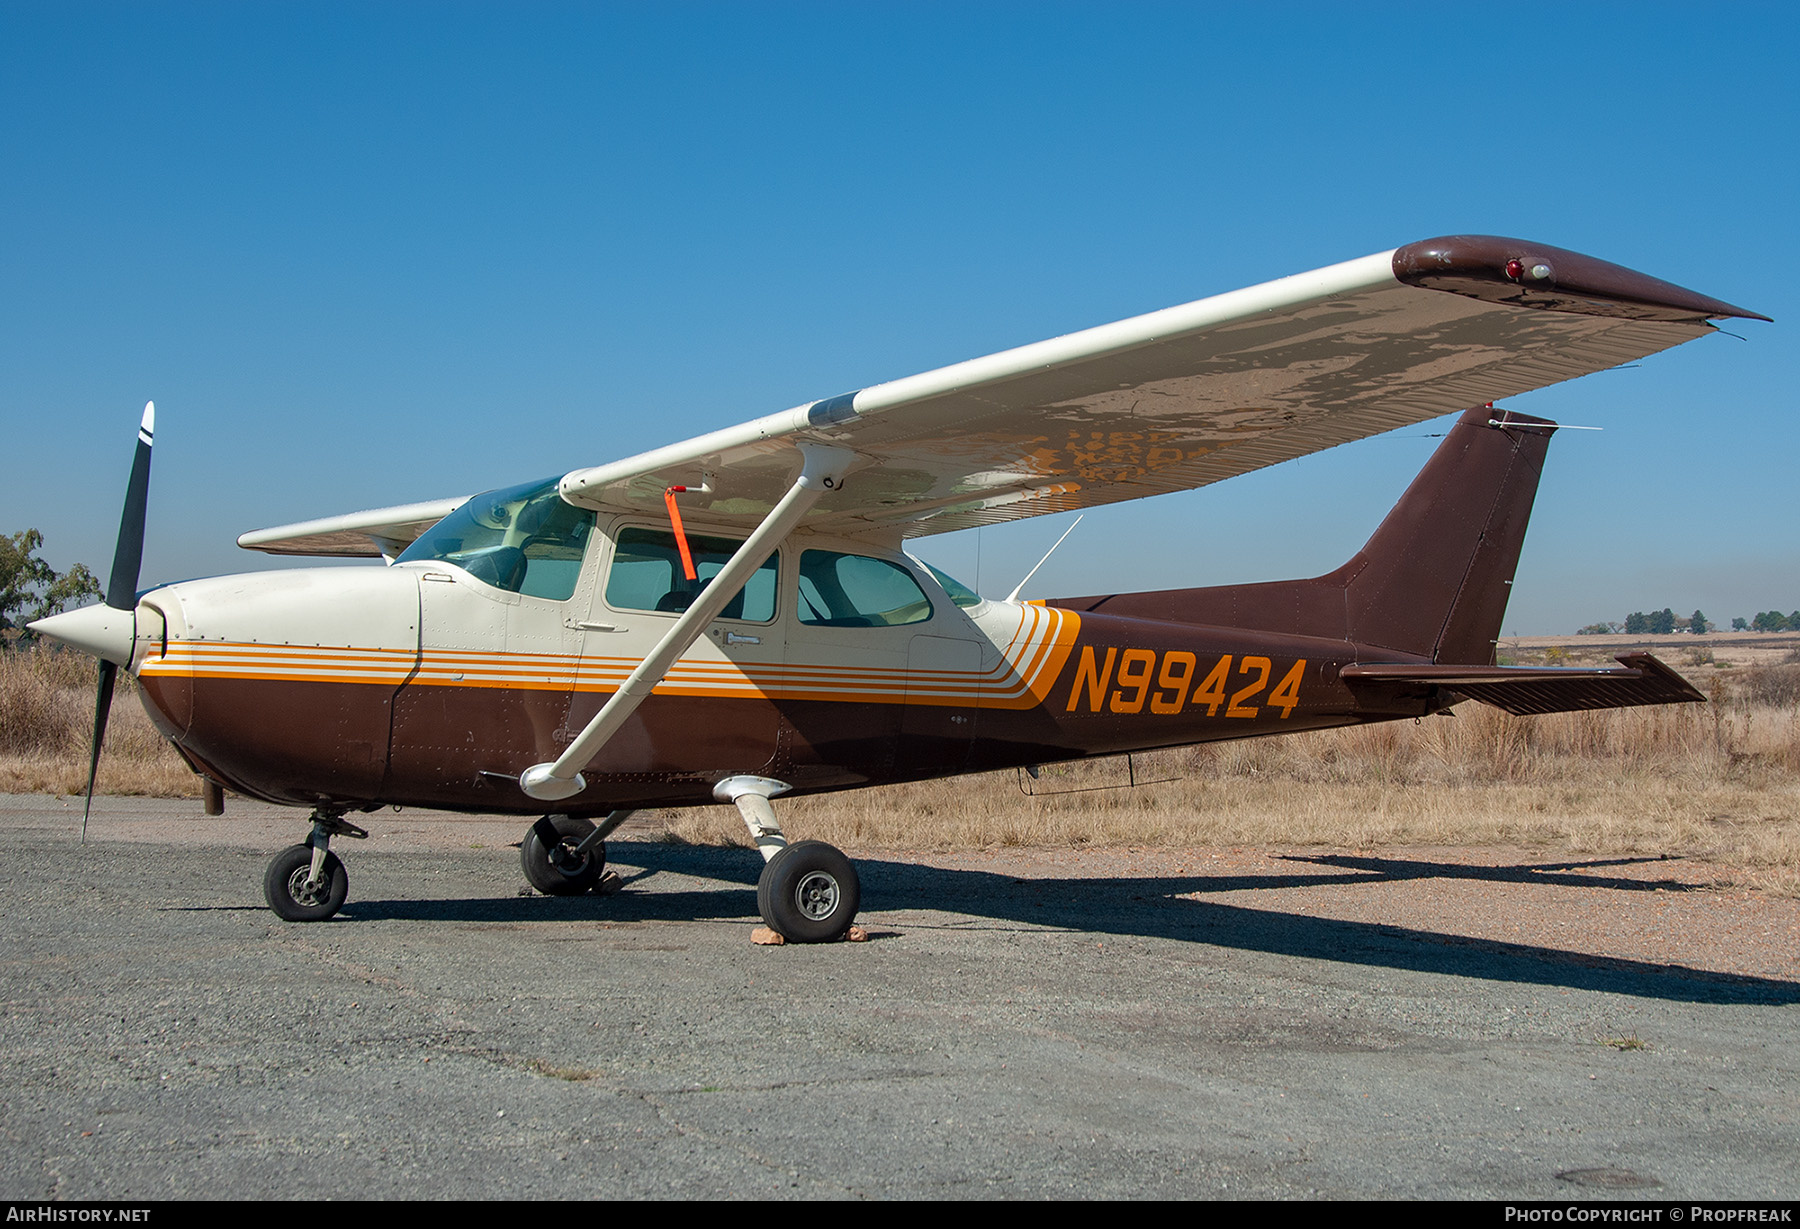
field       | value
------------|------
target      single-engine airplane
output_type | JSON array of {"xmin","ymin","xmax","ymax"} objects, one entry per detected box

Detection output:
[{"xmin": 33, "ymin": 235, "xmax": 1768, "ymax": 940}]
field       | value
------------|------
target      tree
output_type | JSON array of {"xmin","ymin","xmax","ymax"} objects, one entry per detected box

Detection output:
[
  {"xmin": 1753, "ymin": 611, "xmax": 1790, "ymax": 632},
  {"xmin": 1648, "ymin": 608, "xmax": 1677, "ymax": 635},
  {"xmin": 1624, "ymin": 611, "xmax": 1649, "ymax": 634},
  {"xmin": 1732, "ymin": 617, "xmax": 1749, "ymax": 631},
  {"xmin": 1691, "ymin": 609, "xmax": 1708, "ymax": 635},
  {"xmin": 0, "ymin": 530, "xmax": 101, "ymax": 646}
]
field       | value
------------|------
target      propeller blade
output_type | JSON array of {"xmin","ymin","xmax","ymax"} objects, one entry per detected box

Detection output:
[
  {"xmin": 105, "ymin": 401, "xmax": 154, "ymax": 610},
  {"xmin": 82, "ymin": 400, "xmax": 154, "ymax": 842},
  {"xmin": 82, "ymin": 660, "xmax": 118, "ymax": 844}
]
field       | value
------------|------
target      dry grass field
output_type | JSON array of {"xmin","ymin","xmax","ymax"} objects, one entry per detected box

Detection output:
[
  {"xmin": 4, "ymin": 640, "xmax": 1798, "ymax": 894},
  {"xmin": 0, "ymin": 648, "xmax": 197, "ymax": 797}
]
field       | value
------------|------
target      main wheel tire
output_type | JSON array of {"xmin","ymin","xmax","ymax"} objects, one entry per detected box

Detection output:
[
  {"xmin": 263, "ymin": 843, "xmax": 349, "ymax": 922},
  {"xmin": 757, "ymin": 840, "xmax": 860, "ymax": 943},
  {"xmin": 521, "ymin": 816, "xmax": 604, "ymax": 896}
]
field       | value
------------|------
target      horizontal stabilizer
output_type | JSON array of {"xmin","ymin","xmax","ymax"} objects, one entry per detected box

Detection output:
[{"xmin": 1340, "ymin": 653, "xmax": 1705, "ymax": 716}]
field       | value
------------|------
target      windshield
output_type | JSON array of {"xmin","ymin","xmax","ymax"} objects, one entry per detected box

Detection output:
[{"xmin": 397, "ymin": 477, "xmax": 596, "ymax": 600}]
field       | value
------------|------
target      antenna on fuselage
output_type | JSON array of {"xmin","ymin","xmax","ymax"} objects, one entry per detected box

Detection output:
[{"xmin": 1004, "ymin": 515, "xmax": 1082, "ymax": 604}]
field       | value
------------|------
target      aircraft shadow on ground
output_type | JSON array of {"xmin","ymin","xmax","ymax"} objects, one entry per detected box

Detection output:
[{"xmin": 338, "ymin": 843, "xmax": 1800, "ymax": 1006}]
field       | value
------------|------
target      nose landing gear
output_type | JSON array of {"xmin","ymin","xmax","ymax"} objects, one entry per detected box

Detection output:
[{"xmin": 262, "ymin": 810, "xmax": 366, "ymax": 922}]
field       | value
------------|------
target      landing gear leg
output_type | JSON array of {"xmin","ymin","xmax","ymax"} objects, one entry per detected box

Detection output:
[
  {"xmin": 715, "ymin": 776, "xmax": 860, "ymax": 943},
  {"xmin": 263, "ymin": 809, "xmax": 366, "ymax": 922},
  {"xmin": 520, "ymin": 810, "xmax": 634, "ymax": 896}
]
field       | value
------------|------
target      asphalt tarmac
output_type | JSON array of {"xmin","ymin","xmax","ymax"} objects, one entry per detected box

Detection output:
[{"xmin": 1, "ymin": 796, "xmax": 1796, "ymax": 1200}]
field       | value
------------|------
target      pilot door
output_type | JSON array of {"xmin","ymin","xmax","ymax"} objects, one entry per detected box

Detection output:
[{"xmin": 570, "ymin": 523, "xmax": 787, "ymax": 786}]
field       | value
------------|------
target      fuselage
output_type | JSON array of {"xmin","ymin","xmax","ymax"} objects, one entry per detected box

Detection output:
[
  {"xmin": 41, "ymin": 234, "xmax": 1766, "ymax": 823},
  {"xmin": 121, "ymin": 514, "xmax": 1423, "ymax": 816}
]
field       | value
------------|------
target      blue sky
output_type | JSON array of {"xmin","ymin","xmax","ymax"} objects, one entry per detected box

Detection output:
[{"xmin": 3, "ymin": 2, "xmax": 1794, "ymax": 633}]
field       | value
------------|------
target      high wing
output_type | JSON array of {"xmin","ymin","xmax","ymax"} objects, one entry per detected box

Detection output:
[
  {"xmin": 558, "ymin": 235, "xmax": 1763, "ymax": 542},
  {"xmin": 242, "ymin": 235, "xmax": 1763, "ymax": 555},
  {"xmin": 238, "ymin": 496, "xmax": 470, "ymax": 559}
]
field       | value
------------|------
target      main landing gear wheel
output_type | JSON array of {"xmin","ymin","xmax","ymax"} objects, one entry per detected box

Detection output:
[
  {"xmin": 757, "ymin": 840, "xmax": 860, "ymax": 943},
  {"xmin": 522, "ymin": 815, "xmax": 605, "ymax": 896},
  {"xmin": 263, "ymin": 843, "xmax": 349, "ymax": 922}
]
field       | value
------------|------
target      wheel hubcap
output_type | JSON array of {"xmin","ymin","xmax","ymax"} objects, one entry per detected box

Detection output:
[
  {"xmin": 794, "ymin": 870, "xmax": 840, "ymax": 921},
  {"xmin": 286, "ymin": 867, "xmax": 325, "ymax": 907}
]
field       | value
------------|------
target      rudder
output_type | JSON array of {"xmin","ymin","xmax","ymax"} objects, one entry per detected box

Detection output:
[{"xmin": 1335, "ymin": 405, "xmax": 1554, "ymax": 663}]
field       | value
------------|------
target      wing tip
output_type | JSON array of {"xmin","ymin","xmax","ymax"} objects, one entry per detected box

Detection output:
[{"xmin": 1393, "ymin": 234, "xmax": 1770, "ymax": 324}]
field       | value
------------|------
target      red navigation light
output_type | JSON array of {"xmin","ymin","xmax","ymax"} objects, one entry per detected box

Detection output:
[{"xmin": 1504, "ymin": 258, "xmax": 1524, "ymax": 281}]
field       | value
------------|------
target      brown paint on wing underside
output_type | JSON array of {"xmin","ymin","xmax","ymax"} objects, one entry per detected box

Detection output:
[{"xmin": 1393, "ymin": 234, "xmax": 1769, "ymax": 322}]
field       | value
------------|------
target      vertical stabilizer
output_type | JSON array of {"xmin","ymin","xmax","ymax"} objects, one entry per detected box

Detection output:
[
  {"xmin": 1051, "ymin": 405, "xmax": 1557, "ymax": 665},
  {"xmin": 1334, "ymin": 406, "xmax": 1555, "ymax": 663}
]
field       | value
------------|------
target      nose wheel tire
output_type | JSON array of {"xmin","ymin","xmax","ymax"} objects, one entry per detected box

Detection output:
[
  {"xmin": 757, "ymin": 840, "xmax": 860, "ymax": 942},
  {"xmin": 263, "ymin": 843, "xmax": 349, "ymax": 922},
  {"xmin": 521, "ymin": 815, "xmax": 605, "ymax": 895}
]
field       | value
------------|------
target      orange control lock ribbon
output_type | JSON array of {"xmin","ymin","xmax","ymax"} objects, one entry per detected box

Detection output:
[{"xmin": 663, "ymin": 486, "xmax": 698, "ymax": 581}]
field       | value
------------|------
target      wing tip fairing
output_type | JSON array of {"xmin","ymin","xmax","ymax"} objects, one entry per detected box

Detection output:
[{"xmin": 1393, "ymin": 234, "xmax": 1770, "ymax": 324}]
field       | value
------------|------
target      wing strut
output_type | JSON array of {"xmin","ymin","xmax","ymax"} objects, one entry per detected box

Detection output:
[{"xmin": 519, "ymin": 444, "xmax": 854, "ymax": 802}]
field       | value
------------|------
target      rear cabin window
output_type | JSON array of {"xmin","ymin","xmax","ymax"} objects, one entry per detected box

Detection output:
[
  {"xmin": 797, "ymin": 551, "xmax": 934, "ymax": 628},
  {"xmin": 604, "ymin": 528, "xmax": 778, "ymax": 622}
]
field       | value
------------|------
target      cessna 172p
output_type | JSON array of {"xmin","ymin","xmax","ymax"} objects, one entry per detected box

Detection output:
[{"xmin": 32, "ymin": 235, "xmax": 1767, "ymax": 941}]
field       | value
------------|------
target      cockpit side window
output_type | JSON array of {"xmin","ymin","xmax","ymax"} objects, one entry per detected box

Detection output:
[
  {"xmin": 603, "ymin": 528, "xmax": 778, "ymax": 622},
  {"xmin": 396, "ymin": 478, "xmax": 596, "ymax": 601},
  {"xmin": 796, "ymin": 550, "xmax": 934, "ymax": 627},
  {"xmin": 916, "ymin": 560, "xmax": 983, "ymax": 609}
]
